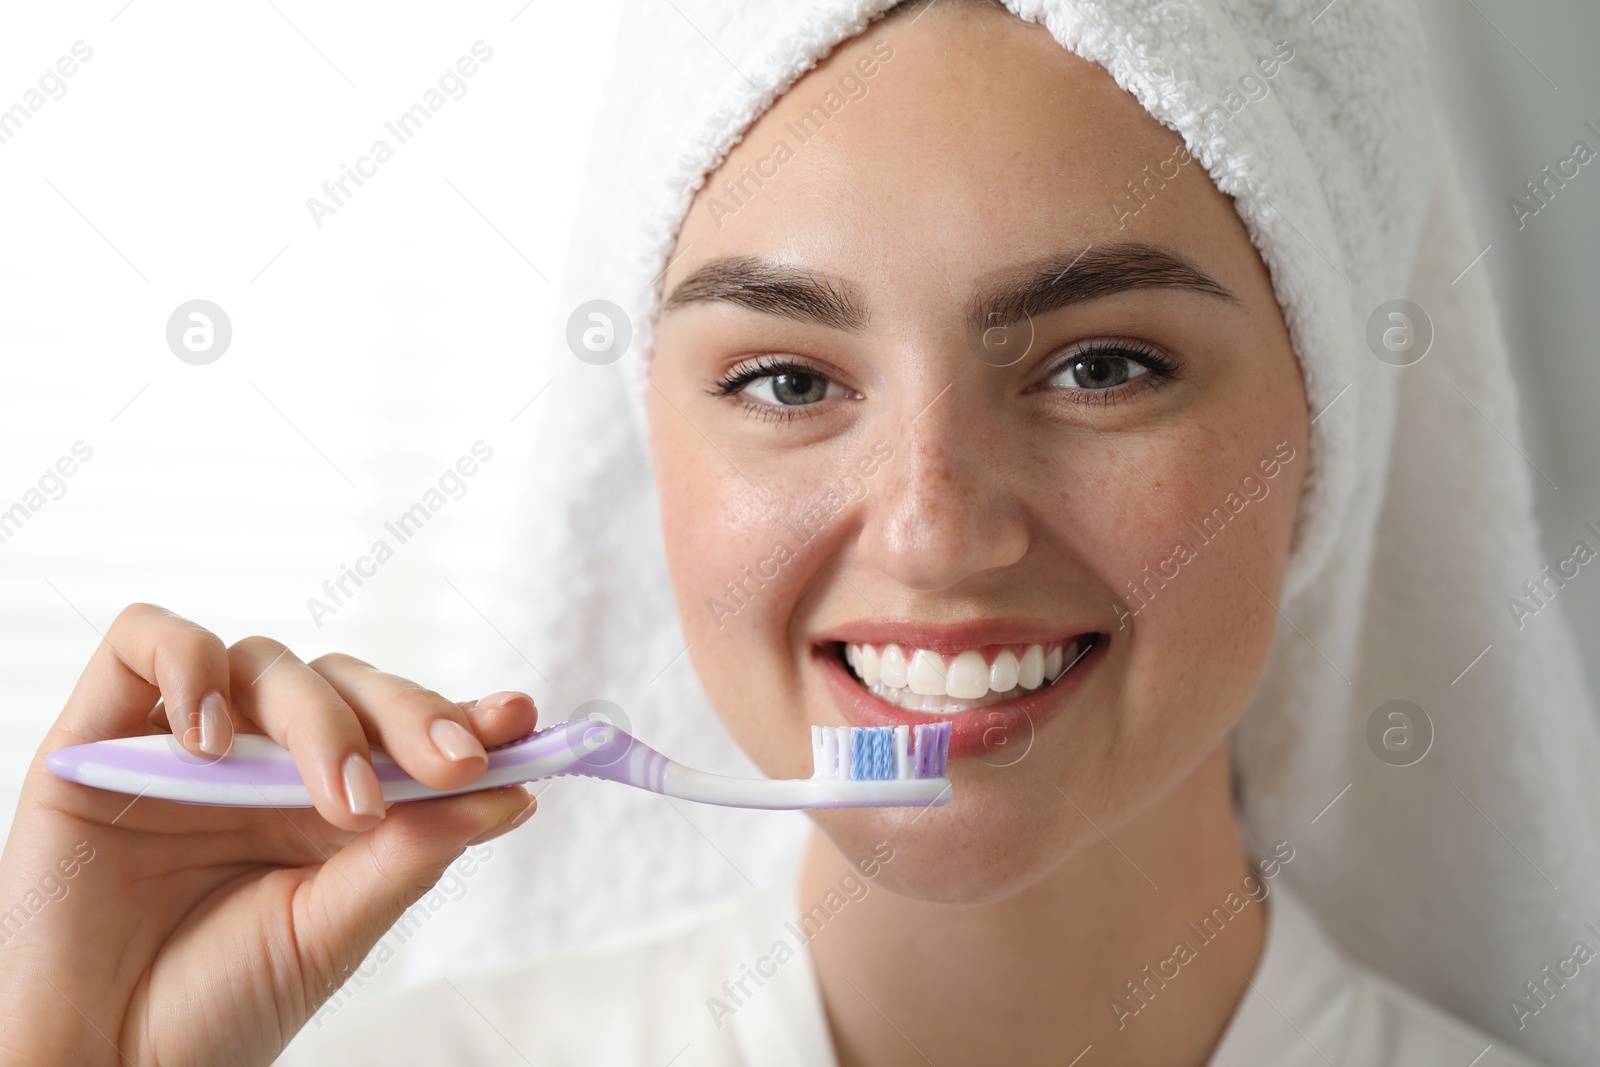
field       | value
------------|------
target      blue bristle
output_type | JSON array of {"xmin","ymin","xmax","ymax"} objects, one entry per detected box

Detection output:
[
  {"xmin": 848, "ymin": 726, "xmax": 896, "ymax": 780},
  {"xmin": 830, "ymin": 724, "xmax": 947, "ymax": 780}
]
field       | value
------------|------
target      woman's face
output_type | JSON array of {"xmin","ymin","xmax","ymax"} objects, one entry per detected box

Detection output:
[{"xmin": 649, "ymin": 5, "xmax": 1308, "ymax": 902}]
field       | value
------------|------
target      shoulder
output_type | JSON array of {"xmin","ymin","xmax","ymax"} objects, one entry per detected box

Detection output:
[
  {"xmin": 1339, "ymin": 968, "xmax": 1548, "ymax": 1067},
  {"xmin": 1210, "ymin": 883, "xmax": 1549, "ymax": 1067},
  {"xmin": 276, "ymin": 883, "xmax": 821, "ymax": 1067}
]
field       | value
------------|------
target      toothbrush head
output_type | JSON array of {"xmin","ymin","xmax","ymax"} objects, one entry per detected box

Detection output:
[{"xmin": 810, "ymin": 722, "xmax": 951, "ymax": 782}]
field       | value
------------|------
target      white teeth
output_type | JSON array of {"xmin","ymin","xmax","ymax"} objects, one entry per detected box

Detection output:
[
  {"xmin": 857, "ymin": 644, "xmax": 881, "ymax": 686},
  {"xmin": 1018, "ymin": 645, "xmax": 1045, "ymax": 689},
  {"xmin": 867, "ymin": 680, "xmax": 1021, "ymax": 715},
  {"xmin": 989, "ymin": 649, "xmax": 1019, "ymax": 693},
  {"xmin": 946, "ymin": 650, "xmax": 989, "ymax": 699},
  {"xmin": 879, "ymin": 644, "xmax": 908, "ymax": 688},
  {"xmin": 908, "ymin": 649, "xmax": 947, "ymax": 695},
  {"xmin": 843, "ymin": 637, "xmax": 1089, "ymax": 709}
]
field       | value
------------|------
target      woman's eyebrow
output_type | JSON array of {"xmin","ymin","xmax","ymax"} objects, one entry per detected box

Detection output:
[
  {"xmin": 661, "ymin": 242, "xmax": 1236, "ymax": 332},
  {"xmin": 662, "ymin": 255, "xmax": 867, "ymax": 331},
  {"xmin": 969, "ymin": 242, "xmax": 1240, "ymax": 330}
]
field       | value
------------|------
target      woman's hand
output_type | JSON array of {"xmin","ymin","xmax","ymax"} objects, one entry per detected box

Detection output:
[{"xmin": 0, "ymin": 603, "xmax": 539, "ymax": 1066}]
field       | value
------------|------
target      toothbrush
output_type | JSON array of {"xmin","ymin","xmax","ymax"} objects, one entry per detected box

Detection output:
[{"xmin": 44, "ymin": 718, "xmax": 952, "ymax": 811}]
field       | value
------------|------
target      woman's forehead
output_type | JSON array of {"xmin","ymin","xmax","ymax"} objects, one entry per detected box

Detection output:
[{"xmin": 666, "ymin": 6, "xmax": 1243, "ymax": 306}]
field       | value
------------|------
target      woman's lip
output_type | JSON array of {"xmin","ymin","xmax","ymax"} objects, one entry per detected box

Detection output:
[
  {"xmin": 815, "ymin": 618, "xmax": 1105, "ymax": 657},
  {"xmin": 814, "ymin": 634, "xmax": 1106, "ymax": 761}
]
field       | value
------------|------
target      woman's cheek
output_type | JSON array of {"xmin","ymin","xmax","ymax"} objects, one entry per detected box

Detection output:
[
  {"xmin": 1110, "ymin": 434, "xmax": 1302, "ymax": 735},
  {"xmin": 685, "ymin": 544, "xmax": 821, "ymax": 778},
  {"xmin": 654, "ymin": 423, "xmax": 825, "ymax": 774}
]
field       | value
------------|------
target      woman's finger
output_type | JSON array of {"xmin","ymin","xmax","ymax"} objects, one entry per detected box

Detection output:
[
  {"xmin": 51, "ymin": 603, "xmax": 236, "ymax": 754},
  {"xmin": 308, "ymin": 653, "xmax": 491, "ymax": 792},
  {"xmin": 290, "ymin": 787, "xmax": 536, "ymax": 1009},
  {"xmin": 458, "ymin": 690, "xmax": 540, "ymax": 748},
  {"xmin": 226, "ymin": 637, "xmax": 384, "ymax": 832}
]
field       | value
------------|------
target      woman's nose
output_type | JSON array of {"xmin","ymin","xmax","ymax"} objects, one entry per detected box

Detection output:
[{"xmin": 856, "ymin": 385, "xmax": 1030, "ymax": 592}]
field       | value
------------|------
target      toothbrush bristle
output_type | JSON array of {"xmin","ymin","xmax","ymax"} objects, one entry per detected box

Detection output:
[{"xmin": 811, "ymin": 721, "xmax": 950, "ymax": 781}]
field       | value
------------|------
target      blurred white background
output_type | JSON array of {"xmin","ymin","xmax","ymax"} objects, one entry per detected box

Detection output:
[
  {"xmin": 0, "ymin": 0, "xmax": 1595, "ymax": 995},
  {"xmin": 0, "ymin": 0, "xmax": 625, "ymax": 835}
]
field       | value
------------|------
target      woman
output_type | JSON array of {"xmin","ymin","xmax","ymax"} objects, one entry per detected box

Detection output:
[{"xmin": 2, "ymin": 0, "xmax": 1596, "ymax": 1064}]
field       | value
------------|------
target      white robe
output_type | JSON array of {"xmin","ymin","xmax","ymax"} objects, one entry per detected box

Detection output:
[{"xmin": 277, "ymin": 879, "xmax": 1545, "ymax": 1066}]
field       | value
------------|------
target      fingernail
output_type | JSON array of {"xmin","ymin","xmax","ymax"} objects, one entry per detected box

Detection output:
[
  {"xmin": 429, "ymin": 718, "xmax": 487, "ymax": 763},
  {"xmin": 198, "ymin": 692, "xmax": 233, "ymax": 756},
  {"xmin": 510, "ymin": 794, "xmax": 537, "ymax": 828},
  {"xmin": 342, "ymin": 753, "xmax": 385, "ymax": 820},
  {"xmin": 467, "ymin": 795, "xmax": 536, "ymax": 846},
  {"xmin": 473, "ymin": 690, "xmax": 527, "ymax": 711}
]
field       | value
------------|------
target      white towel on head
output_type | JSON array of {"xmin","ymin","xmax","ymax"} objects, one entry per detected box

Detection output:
[{"xmin": 394, "ymin": 2, "xmax": 1600, "ymax": 1063}]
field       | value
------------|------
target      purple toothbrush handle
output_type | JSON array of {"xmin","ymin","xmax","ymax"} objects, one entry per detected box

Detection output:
[{"xmin": 45, "ymin": 718, "xmax": 646, "ymax": 808}]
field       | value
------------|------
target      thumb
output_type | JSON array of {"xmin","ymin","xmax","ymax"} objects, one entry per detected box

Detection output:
[{"xmin": 291, "ymin": 786, "xmax": 534, "ymax": 1005}]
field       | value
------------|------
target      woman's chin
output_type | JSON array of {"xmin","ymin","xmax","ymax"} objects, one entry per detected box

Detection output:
[{"xmin": 809, "ymin": 800, "xmax": 1080, "ymax": 906}]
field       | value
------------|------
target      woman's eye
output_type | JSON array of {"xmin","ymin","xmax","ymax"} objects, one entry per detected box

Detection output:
[
  {"xmin": 1048, "ymin": 353, "xmax": 1152, "ymax": 391},
  {"xmin": 741, "ymin": 367, "xmax": 840, "ymax": 406}
]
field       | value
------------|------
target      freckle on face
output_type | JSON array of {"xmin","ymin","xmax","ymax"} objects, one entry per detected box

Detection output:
[{"xmin": 646, "ymin": 6, "xmax": 1308, "ymax": 903}]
